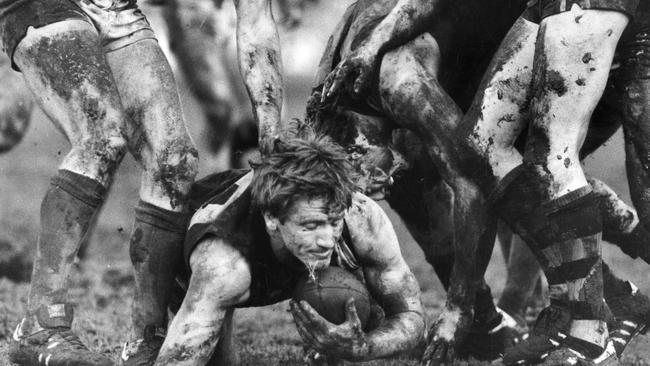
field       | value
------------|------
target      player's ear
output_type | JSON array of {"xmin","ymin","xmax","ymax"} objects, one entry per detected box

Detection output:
[{"xmin": 263, "ymin": 212, "xmax": 279, "ymax": 232}]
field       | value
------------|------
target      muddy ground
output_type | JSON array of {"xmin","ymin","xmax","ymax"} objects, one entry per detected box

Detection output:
[{"xmin": 1, "ymin": 3, "xmax": 650, "ymax": 365}]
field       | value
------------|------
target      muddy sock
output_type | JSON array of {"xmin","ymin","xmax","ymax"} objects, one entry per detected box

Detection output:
[
  {"xmin": 26, "ymin": 170, "xmax": 106, "ymax": 330},
  {"xmin": 541, "ymin": 188, "xmax": 609, "ymax": 358},
  {"xmin": 130, "ymin": 200, "xmax": 188, "ymax": 338},
  {"xmin": 493, "ymin": 170, "xmax": 610, "ymax": 356}
]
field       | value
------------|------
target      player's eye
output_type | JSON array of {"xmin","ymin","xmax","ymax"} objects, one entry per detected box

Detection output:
[{"xmin": 303, "ymin": 222, "xmax": 319, "ymax": 230}]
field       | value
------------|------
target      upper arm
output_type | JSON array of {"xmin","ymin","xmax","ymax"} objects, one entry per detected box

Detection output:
[
  {"xmin": 345, "ymin": 193, "xmax": 423, "ymax": 316},
  {"xmin": 187, "ymin": 236, "xmax": 252, "ymax": 310}
]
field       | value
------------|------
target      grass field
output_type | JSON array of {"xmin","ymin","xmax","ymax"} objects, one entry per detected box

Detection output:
[{"xmin": 2, "ymin": 3, "xmax": 650, "ymax": 365}]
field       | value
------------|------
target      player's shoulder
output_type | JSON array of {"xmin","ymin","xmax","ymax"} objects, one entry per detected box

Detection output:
[
  {"xmin": 345, "ymin": 192, "xmax": 400, "ymax": 261},
  {"xmin": 189, "ymin": 236, "xmax": 253, "ymax": 306},
  {"xmin": 345, "ymin": 191, "xmax": 386, "ymax": 226}
]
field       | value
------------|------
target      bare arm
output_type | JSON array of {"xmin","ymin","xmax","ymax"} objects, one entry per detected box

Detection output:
[
  {"xmin": 234, "ymin": 0, "xmax": 283, "ymax": 153},
  {"xmin": 292, "ymin": 193, "xmax": 425, "ymax": 361},
  {"xmin": 348, "ymin": 193, "xmax": 425, "ymax": 360},
  {"xmin": 323, "ymin": 0, "xmax": 439, "ymax": 99},
  {"xmin": 154, "ymin": 238, "xmax": 251, "ymax": 365}
]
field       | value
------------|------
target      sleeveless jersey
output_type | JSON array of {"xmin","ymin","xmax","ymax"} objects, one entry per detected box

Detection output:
[{"xmin": 182, "ymin": 169, "xmax": 362, "ymax": 308}]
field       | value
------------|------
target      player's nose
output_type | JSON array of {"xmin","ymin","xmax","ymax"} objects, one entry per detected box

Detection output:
[{"xmin": 315, "ymin": 234, "xmax": 336, "ymax": 250}]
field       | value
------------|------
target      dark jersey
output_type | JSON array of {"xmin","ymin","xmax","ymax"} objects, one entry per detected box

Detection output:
[{"xmin": 181, "ymin": 169, "xmax": 362, "ymax": 308}]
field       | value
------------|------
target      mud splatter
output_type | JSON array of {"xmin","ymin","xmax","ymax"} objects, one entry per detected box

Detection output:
[
  {"xmin": 564, "ymin": 158, "xmax": 571, "ymax": 168},
  {"xmin": 546, "ymin": 70, "xmax": 567, "ymax": 96},
  {"xmin": 25, "ymin": 32, "xmax": 114, "ymax": 102},
  {"xmin": 497, "ymin": 114, "xmax": 516, "ymax": 126},
  {"xmin": 582, "ymin": 53, "xmax": 594, "ymax": 64},
  {"xmin": 152, "ymin": 138, "xmax": 199, "ymax": 209}
]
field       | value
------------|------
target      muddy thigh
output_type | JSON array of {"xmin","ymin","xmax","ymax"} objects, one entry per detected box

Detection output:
[
  {"xmin": 13, "ymin": 20, "xmax": 128, "ymax": 185},
  {"xmin": 105, "ymin": 39, "xmax": 198, "ymax": 211}
]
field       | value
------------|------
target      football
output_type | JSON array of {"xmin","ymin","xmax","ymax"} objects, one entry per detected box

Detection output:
[{"xmin": 292, "ymin": 266, "xmax": 372, "ymax": 328}]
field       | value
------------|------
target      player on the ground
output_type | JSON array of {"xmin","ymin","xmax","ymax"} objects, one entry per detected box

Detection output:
[
  {"xmin": 154, "ymin": 131, "xmax": 425, "ymax": 365},
  {"xmin": 123, "ymin": 0, "xmax": 285, "ymax": 362},
  {"xmin": 0, "ymin": 1, "xmax": 282, "ymax": 366},
  {"xmin": 308, "ymin": 0, "xmax": 528, "ymax": 360}
]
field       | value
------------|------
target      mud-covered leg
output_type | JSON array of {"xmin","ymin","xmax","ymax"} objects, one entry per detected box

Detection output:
[
  {"xmin": 105, "ymin": 39, "xmax": 199, "ymax": 341},
  {"xmin": 461, "ymin": 17, "xmax": 537, "ymax": 186},
  {"xmin": 378, "ymin": 33, "xmax": 497, "ymax": 365},
  {"xmin": 8, "ymin": 20, "xmax": 125, "ymax": 365},
  {"xmin": 455, "ymin": 24, "xmax": 540, "ymax": 354},
  {"xmin": 509, "ymin": 7, "xmax": 628, "ymax": 361}
]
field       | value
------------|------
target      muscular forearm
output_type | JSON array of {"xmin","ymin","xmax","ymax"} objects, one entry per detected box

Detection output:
[
  {"xmin": 359, "ymin": 311, "xmax": 425, "ymax": 361},
  {"xmin": 236, "ymin": 3, "xmax": 283, "ymax": 148},
  {"xmin": 360, "ymin": 0, "xmax": 438, "ymax": 55},
  {"xmin": 155, "ymin": 317, "xmax": 223, "ymax": 365}
]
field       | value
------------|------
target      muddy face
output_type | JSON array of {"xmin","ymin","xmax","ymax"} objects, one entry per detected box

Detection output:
[{"xmin": 266, "ymin": 197, "xmax": 345, "ymax": 271}]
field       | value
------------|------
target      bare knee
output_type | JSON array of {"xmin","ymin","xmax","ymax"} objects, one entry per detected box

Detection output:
[
  {"xmin": 379, "ymin": 33, "xmax": 440, "ymax": 94},
  {"xmin": 143, "ymin": 135, "xmax": 199, "ymax": 209},
  {"xmin": 65, "ymin": 133, "xmax": 127, "ymax": 185}
]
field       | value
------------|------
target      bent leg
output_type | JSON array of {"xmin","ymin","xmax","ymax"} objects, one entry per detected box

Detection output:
[
  {"xmin": 106, "ymin": 38, "xmax": 199, "ymax": 338},
  {"xmin": 380, "ymin": 33, "xmax": 499, "ymax": 360},
  {"xmin": 13, "ymin": 20, "xmax": 127, "ymax": 329},
  {"xmin": 462, "ymin": 17, "xmax": 538, "ymax": 186},
  {"xmin": 521, "ymin": 7, "xmax": 628, "ymax": 356}
]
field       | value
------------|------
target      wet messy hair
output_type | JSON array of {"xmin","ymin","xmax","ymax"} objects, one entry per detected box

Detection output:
[{"xmin": 250, "ymin": 123, "xmax": 358, "ymax": 221}]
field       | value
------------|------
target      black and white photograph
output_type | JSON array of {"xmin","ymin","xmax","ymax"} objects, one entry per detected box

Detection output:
[{"xmin": 1, "ymin": 0, "xmax": 650, "ymax": 365}]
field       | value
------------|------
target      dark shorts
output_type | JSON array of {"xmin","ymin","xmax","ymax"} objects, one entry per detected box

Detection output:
[
  {"xmin": 522, "ymin": 0, "xmax": 640, "ymax": 23},
  {"xmin": 0, "ymin": 0, "xmax": 155, "ymax": 70}
]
